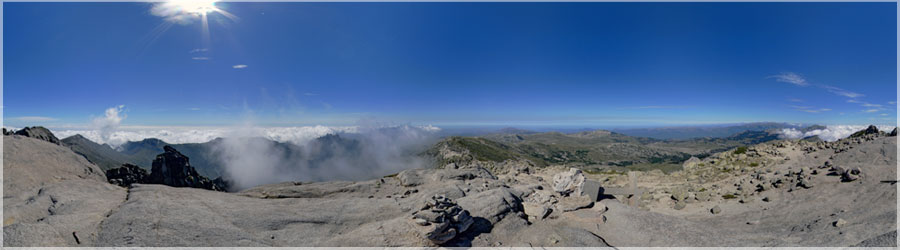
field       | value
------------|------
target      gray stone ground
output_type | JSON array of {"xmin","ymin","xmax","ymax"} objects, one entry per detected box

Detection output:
[{"xmin": 3, "ymin": 134, "xmax": 896, "ymax": 247}]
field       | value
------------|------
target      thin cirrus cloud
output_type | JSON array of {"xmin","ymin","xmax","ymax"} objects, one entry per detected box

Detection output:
[
  {"xmin": 768, "ymin": 72, "xmax": 809, "ymax": 86},
  {"xmin": 233, "ymin": 65, "xmax": 248, "ymax": 69},
  {"xmin": 789, "ymin": 105, "xmax": 831, "ymax": 113},
  {"xmin": 821, "ymin": 85, "xmax": 864, "ymax": 98},
  {"xmin": 770, "ymin": 72, "xmax": 886, "ymax": 115},
  {"xmin": 770, "ymin": 72, "xmax": 864, "ymax": 98},
  {"xmin": 192, "ymin": 57, "xmax": 210, "ymax": 60}
]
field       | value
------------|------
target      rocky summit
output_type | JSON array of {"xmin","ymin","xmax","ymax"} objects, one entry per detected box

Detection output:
[
  {"xmin": 12, "ymin": 126, "xmax": 60, "ymax": 145},
  {"xmin": 2, "ymin": 125, "xmax": 896, "ymax": 247},
  {"xmin": 147, "ymin": 146, "xmax": 223, "ymax": 191}
]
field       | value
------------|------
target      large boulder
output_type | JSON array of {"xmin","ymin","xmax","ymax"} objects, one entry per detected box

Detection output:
[
  {"xmin": 457, "ymin": 188, "xmax": 523, "ymax": 224},
  {"xmin": 682, "ymin": 156, "xmax": 702, "ymax": 169},
  {"xmin": 147, "ymin": 146, "xmax": 221, "ymax": 191},
  {"xmin": 13, "ymin": 126, "xmax": 60, "ymax": 145},
  {"xmin": 552, "ymin": 168, "xmax": 585, "ymax": 196}
]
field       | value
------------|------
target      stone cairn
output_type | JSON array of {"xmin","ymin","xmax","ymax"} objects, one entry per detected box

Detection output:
[{"xmin": 412, "ymin": 195, "xmax": 474, "ymax": 245}]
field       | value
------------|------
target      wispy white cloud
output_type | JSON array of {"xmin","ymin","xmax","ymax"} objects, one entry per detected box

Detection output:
[
  {"xmin": 863, "ymin": 109, "xmax": 880, "ymax": 113},
  {"xmin": 789, "ymin": 105, "xmax": 831, "ymax": 113},
  {"xmin": 822, "ymin": 85, "xmax": 864, "ymax": 98},
  {"xmin": 233, "ymin": 64, "xmax": 248, "ymax": 69},
  {"xmin": 188, "ymin": 107, "xmax": 202, "ymax": 111},
  {"xmin": 889, "ymin": 101, "xmax": 896, "ymax": 105},
  {"xmin": 9, "ymin": 116, "xmax": 58, "ymax": 122},
  {"xmin": 788, "ymin": 98, "xmax": 803, "ymax": 103},
  {"xmin": 861, "ymin": 103, "xmax": 883, "ymax": 107},
  {"xmin": 303, "ymin": 93, "xmax": 318, "ymax": 96},
  {"xmin": 769, "ymin": 72, "xmax": 809, "ymax": 86},
  {"xmin": 192, "ymin": 57, "xmax": 210, "ymax": 60},
  {"xmin": 189, "ymin": 48, "xmax": 208, "ymax": 53}
]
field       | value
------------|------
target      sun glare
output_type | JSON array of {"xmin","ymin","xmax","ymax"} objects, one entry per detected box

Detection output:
[{"xmin": 172, "ymin": 0, "xmax": 219, "ymax": 15}]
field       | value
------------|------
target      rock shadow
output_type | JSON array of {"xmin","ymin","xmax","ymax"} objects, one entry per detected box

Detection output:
[{"xmin": 444, "ymin": 217, "xmax": 492, "ymax": 247}]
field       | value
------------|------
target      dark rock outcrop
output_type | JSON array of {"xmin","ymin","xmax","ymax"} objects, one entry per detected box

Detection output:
[
  {"xmin": 106, "ymin": 164, "xmax": 149, "ymax": 187},
  {"xmin": 890, "ymin": 128, "xmax": 897, "ymax": 137},
  {"xmin": 212, "ymin": 176, "xmax": 233, "ymax": 192},
  {"xmin": 147, "ymin": 146, "xmax": 222, "ymax": 191},
  {"xmin": 14, "ymin": 126, "xmax": 60, "ymax": 145},
  {"xmin": 850, "ymin": 125, "xmax": 881, "ymax": 138}
]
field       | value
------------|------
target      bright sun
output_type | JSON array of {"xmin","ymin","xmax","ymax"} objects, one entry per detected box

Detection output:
[{"xmin": 172, "ymin": 0, "xmax": 219, "ymax": 15}]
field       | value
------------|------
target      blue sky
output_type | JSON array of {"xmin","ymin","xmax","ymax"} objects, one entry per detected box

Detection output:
[{"xmin": 3, "ymin": 2, "xmax": 897, "ymax": 128}]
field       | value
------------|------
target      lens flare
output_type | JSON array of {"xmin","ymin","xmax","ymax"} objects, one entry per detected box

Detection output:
[
  {"xmin": 175, "ymin": 0, "xmax": 218, "ymax": 15},
  {"xmin": 145, "ymin": 0, "xmax": 239, "ymax": 52}
]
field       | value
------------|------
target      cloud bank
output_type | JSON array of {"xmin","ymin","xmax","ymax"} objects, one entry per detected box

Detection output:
[
  {"xmin": 778, "ymin": 125, "xmax": 896, "ymax": 142},
  {"xmin": 208, "ymin": 124, "xmax": 441, "ymax": 190}
]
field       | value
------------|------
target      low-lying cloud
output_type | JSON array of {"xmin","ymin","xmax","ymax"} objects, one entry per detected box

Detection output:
[
  {"xmin": 778, "ymin": 125, "xmax": 896, "ymax": 142},
  {"xmin": 207, "ymin": 124, "xmax": 441, "ymax": 191}
]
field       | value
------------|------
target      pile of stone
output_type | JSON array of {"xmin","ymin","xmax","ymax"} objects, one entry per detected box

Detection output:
[{"xmin": 412, "ymin": 195, "xmax": 474, "ymax": 245}]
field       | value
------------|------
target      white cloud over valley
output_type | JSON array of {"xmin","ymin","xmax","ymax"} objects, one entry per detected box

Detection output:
[{"xmin": 778, "ymin": 125, "xmax": 896, "ymax": 142}]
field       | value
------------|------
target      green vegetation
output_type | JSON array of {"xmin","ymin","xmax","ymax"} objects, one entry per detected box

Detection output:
[
  {"xmin": 624, "ymin": 163, "xmax": 683, "ymax": 174},
  {"xmin": 722, "ymin": 194, "xmax": 737, "ymax": 199},
  {"xmin": 583, "ymin": 168, "xmax": 626, "ymax": 175},
  {"xmin": 749, "ymin": 162, "xmax": 759, "ymax": 167},
  {"xmin": 427, "ymin": 129, "xmax": 778, "ymax": 175}
]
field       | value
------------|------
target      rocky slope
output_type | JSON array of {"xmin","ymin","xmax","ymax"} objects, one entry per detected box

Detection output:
[
  {"xmin": 62, "ymin": 134, "xmax": 135, "ymax": 171},
  {"xmin": 586, "ymin": 126, "xmax": 897, "ymax": 246},
  {"xmin": 3, "ymin": 135, "xmax": 127, "ymax": 246},
  {"xmin": 3, "ymin": 126, "xmax": 896, "ymax": 247}
]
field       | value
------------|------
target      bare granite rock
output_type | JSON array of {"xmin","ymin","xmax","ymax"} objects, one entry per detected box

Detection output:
[
  {"xmin": 552, "ymin": 168, "xmax": 585, "ymax": 196},
  {"xmin": 3, "ymin": 136, "xmax": 126, "ymax": 247}
]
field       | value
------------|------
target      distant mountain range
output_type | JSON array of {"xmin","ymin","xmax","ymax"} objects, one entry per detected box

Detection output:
[
  {"xmin": 608, "ymin": 122, "xmax": 805, "ymax": 140},
  {"xmin": 61, "ymin": 122, "xmax": 820, "ymax": 180}
]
